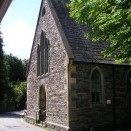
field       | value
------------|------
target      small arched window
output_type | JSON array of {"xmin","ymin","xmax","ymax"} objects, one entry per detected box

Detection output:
[
  {"xmin": 37, "ymin": 32, "xmax": 49, "ymax": 76},
  {"xmin": 127, "ymin": 71, "xmax": 131, "ymax": 97},
  {"xmin": 91, "ymin": 68, "xmax": 102, "ymax": 104},
  {"xmin": 42, "ymin": 7, "xmax": 46, "ymax": 16}
]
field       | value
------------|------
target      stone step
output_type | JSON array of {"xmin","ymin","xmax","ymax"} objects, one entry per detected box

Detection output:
[{"xmin": 37, "ymin": 121, "xmax": 47, "ymax": 128}]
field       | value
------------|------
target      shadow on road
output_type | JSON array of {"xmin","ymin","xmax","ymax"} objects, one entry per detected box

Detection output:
[{"xmin": 0, "ymin": 110, "xmax": 24, "ymax": 118}]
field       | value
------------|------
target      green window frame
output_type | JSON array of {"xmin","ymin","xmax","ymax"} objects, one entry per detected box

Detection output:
[
  {"xmin": 37, "ymin": 32, "xmax": 49, "ymax": 76},
  {"xmin": 91, "ymin": 69, "xmax": 102, "ymax": 104}
]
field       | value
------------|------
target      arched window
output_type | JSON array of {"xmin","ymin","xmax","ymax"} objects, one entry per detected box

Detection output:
[
  {"xmin": 91, "ymin": 68, "xmax": 102, "ymax": 104},
  {"xmin": 37, "ymin": 32, "xmax": 49, "ymax": 76},
  {"xmin": 42, "ymin": 7, "xmax": 45, "ymax": 16},
  {"xmin": 127, "ymin": 71, "xmax": 131, "ymax": 97},
  {"xmin": 37, "ymin": 45, "xmax": 40, "ymax": 76}
]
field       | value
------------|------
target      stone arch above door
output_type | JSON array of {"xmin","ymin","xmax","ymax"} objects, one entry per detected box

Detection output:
[{"xmin": 39, "ymin": 85, "xmax": 46, "ymax": 121}]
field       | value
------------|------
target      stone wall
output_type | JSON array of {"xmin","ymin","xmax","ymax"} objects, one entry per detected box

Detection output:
[
  {"xmin": 0, "ymin": 101, "xmax": 15, "ymax": 113},
  {"xmin": 0, "ymin": 101, "xmax": 6, "ymax": 113},
  {"xmin": 69, "ymin": 62, "xmax": 131, "ymax": 130},
  {"xmin": 27, "ymin": 0, "xmax": 70, "ymax": 130}
]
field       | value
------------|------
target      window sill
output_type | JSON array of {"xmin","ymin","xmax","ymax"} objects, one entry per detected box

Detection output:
[
  {"xmin": 90, "ymin": 102, "xmax": 106, "ymax": 108},
  {"xmin": 37, "ymin": 72, "xmax": 49, "ymax": 79}
]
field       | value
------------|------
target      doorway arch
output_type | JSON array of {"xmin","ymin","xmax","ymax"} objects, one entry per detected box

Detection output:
[{"xmin": 39, "ymin": 85, "xmax": 46, "ymax": 121}]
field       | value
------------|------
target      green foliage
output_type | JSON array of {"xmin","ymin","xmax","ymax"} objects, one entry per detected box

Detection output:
[
  {"xmin": 68, "ymin": 0, "xmax": 131, "ymax": 63},
  {"xmin": 0, "ymin": 30, "xmax": 27, "ymax": 110},
  {"xmin": 13, "ymin": 82, "xmax": 26, "ymax": 109},
  {"xmin": 4, "ymin": 54, "xmax": 27, "ymax": 82},
  {"xmin": 4, "ymin": 55, "xmax": 28, "ymax": 109},
  {"xmin": 0, "ymin": 31, "xmax": 8, "ymax": 101},
  {"xmin": 5, "ymin": 82, "xmax": 27, "ymax": 109}
]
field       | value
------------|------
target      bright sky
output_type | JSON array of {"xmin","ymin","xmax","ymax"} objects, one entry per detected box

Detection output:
[{"xmin": 1, "ymin": 0, "xmax": 42, "ymax": 60}]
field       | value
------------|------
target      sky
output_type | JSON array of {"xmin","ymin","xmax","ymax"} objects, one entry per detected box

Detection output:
[{"xmin": 1, "ymin": 0, "xmax": 42, "ymax": 60}]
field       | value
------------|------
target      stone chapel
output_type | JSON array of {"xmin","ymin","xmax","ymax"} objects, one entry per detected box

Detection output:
[{"xmin": 26, "ymin": 0, "xmax": 131, "ymax": 130}]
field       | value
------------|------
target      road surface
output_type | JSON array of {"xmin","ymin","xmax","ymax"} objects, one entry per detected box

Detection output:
[{"xmin": 0, "ymin": 110, "xmax": 45, "ymax": 131}]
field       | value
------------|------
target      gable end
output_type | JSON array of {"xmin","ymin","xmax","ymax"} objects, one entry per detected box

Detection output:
[{"xmin": 47, "ymin": 0, "xmax": 74, "ymax": 59}]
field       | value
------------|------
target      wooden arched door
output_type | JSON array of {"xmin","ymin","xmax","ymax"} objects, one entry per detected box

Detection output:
[{"xmin": 39, "ymin": 85, "xmax": 46, "ymax": 121}]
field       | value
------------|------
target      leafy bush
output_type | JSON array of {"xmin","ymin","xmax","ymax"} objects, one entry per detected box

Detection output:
[{"xmin": 13, "ymin": 82, "xmax": 27, "ymax": 109}]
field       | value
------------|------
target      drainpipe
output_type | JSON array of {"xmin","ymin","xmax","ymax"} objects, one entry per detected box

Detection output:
[{"xmin": 112, "ymin": 65, "xmax": 116, "ymax": 130}]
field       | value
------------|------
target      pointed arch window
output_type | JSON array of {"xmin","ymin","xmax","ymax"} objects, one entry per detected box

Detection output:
[
  {"xmin": 42, "ymin": 7, "xmax": 46, "ymax": 16},
  {"xmin": 127, "ymin": 71, "xmax": 131, "ymax": 97},
  {"xmin": 37, "ymin": 45, "xmax": 40, "ymax": 76},
  {"xmin": 37, "ymin": 32, "xmax": 49, "ymax": 76},
  {"xmin": 91, "ymin": 69, "xmax": 102, "ymax": 104}
]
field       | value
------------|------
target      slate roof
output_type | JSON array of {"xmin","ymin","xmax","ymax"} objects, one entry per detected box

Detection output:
[{"xmin": 51, "ymin": 0, "xmax": 115, "ymax": 64}]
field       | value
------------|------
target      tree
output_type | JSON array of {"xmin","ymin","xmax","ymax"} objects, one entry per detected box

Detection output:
[
  {"xmin": 13, "ymin": 82, "xmax": 26, "ymax": 109},
  {"xmin": 0, "ymin": 31, "xmax": 8, "ymax": 101},
  {"xmin": 68, "ymin": 0, "xmax": 131, "ymax": 63},
  {"xmin": 0, "ymin": 30, "xmax": 27, "ymax": 110},
  {"xmin": 4, "ymin": 54, "xmax": 27, "ymax": 109},
  {"xmin": 5, "ymin": 54, "xmax": 26, "ymax": 82}
]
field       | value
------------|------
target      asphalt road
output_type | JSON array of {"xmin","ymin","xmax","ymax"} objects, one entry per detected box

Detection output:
[{"xmin": 0, "ymin": 110, "xmax": 45, "ymax": 131}]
